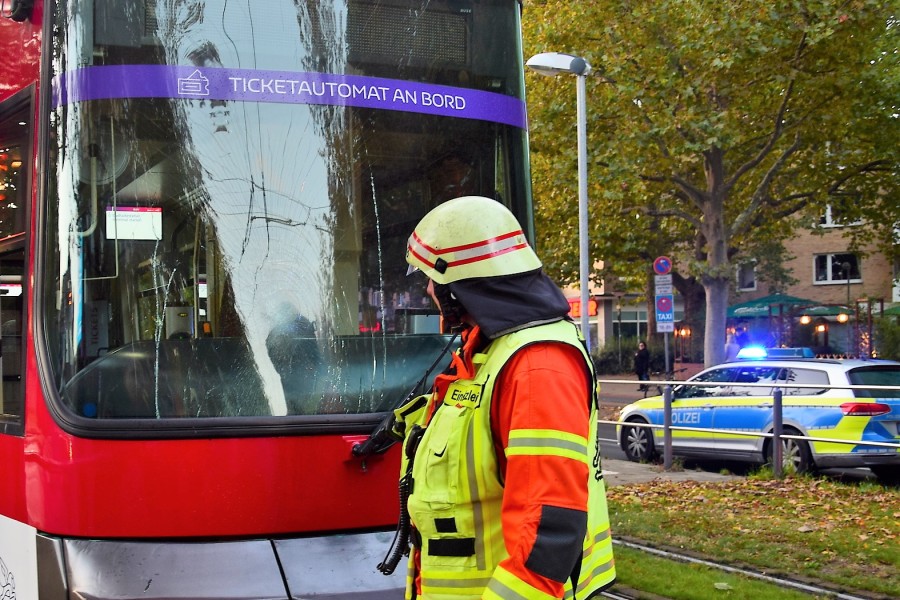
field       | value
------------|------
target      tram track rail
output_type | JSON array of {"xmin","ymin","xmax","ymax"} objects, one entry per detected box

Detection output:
[
  {"xmin": 599, "ymin": 588, "xmax": 640, "ymax": 600},
  {"xmin": 612, "ymin": 538, "xmax": 877, "ymax": 600}
]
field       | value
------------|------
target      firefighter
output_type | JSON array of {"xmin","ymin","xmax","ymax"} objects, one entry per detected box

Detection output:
[{"xmin": 395, "ymin": 196, "xmax": 615, "ymax": 599}]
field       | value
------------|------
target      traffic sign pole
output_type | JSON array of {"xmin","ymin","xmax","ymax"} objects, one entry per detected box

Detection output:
[
  {"xmin": 653, "ymin": 256, "xmax": 674, "ymax": 371},
  {"xmin": 664, "ymin": 331, "xmax": 670, "ymax": 377}
]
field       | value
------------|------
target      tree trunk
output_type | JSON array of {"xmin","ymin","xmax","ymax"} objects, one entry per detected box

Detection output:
[
  {"xmin": 674, "ymin": 274, "xmax": 706, "ymax": 361},
  {"xmin": 704, "ymin": 277, "xmax": 730, "ymax": 367},
  {"xmin": 699, "ymin": 149, "xmax": 730, "ymax": 368},
  {"xmin": 644, "ymin": 270, "xmax": 656, "ymax": 346}
]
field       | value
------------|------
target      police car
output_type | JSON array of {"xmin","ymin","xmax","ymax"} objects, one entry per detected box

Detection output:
[{"xmin": 616, "ymin": 349, "xmax": 900, "ymax": 484}]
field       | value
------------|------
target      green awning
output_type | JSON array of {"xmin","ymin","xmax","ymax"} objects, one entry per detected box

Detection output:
[
  {"xmin": 798, "ymin": 305, "xmax": 852, "ymax": 317},
  {"xmin": 727, "ymin": 293, "xmax": 818, "ymax": 318}
]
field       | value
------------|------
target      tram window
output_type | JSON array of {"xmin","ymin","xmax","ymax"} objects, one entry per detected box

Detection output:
[
  {"xmin": 0, "ymin": 249, "xmax": 24, "ymax": 432},
  {"xmin": 45, "ymin": 0, "xmax": 531, "ymax": 426},
  {"xmin": 0, "ymin": 93, "xmax": 28, "ymax": 434},
  {"xmin": 0, "ymin": 119, "xmax": 27, "ymax": 241}
]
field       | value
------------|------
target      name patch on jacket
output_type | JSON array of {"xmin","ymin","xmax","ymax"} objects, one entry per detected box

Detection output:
[{"xmin": 446, "ymin": 385, "xmax": 482, "ymax": 409}]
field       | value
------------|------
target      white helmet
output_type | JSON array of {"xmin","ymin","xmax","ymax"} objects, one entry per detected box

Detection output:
[{"xmin": 406, "ymin": 196, "xmax": 542, "ymax": 285}]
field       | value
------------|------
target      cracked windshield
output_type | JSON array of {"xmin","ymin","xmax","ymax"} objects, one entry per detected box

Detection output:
[{"xmin": 45, "ymin": 0, "xmax": 529, "ymax": 419}]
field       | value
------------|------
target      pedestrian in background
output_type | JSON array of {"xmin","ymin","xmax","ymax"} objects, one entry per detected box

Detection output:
[
  {"xmin": 724, "ymin": 334, "xmax": 741, "ymax": 362},
  {"xmin": 634, "ymin": 341, "xmax": 650, "ymax": 391}
]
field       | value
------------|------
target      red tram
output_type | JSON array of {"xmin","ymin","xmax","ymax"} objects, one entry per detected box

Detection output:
[{"xmin": 0, "ymin": 1, "xmax": 534, "ymax": 597}]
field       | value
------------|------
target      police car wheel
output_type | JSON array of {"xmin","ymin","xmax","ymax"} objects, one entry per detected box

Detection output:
[
  {"xmin": 766, "ymin": 427, "xmax": 813, "ymax": 474},
  {"xmin": 869, "ymin": 466, "xmax": 900, "ymax": 486},
  {"xmin": 622, "ymin": 419, "xmax": 656, "ymax": 463}
]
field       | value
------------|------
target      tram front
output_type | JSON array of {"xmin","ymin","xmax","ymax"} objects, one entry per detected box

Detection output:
[{"xmin": 13, "ymin": 0, "xmax": 533, "ymax": 597}]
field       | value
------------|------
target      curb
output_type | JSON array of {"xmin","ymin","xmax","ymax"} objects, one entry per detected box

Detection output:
[{"xmin": 602, "ymin": 458, "xmax": 739, "ymax": 487}]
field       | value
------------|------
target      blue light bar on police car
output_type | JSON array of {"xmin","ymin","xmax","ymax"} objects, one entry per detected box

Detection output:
[
  {"xmin": 736, "ymin": 346, "xmax": 768, "ymax": 360},
  {"xmin": 736, "ymin": 346, "xmax": 815, "ymax": 360}
]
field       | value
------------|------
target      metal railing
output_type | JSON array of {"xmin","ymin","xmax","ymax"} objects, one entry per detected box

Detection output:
[{"xmin": 597, "ymin": 378, "xmax": 900, "ymax": 478}]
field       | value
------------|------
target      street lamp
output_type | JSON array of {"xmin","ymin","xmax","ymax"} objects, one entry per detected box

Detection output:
[{"xmin": 526, "ymin": 52, "xmax": 593, "ymax": 350}]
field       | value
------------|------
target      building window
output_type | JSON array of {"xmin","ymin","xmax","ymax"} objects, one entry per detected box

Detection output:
[
  {"xmin": 819, "ymin": 204, "xmax": 862, "ymax": 228},
  {"xmin": 814, "ymin": 253, "xmax": 860, "ymax": 284},
  {"xmin": 736, "ymin": 263, "xmax": 757, "ymax": 291},
  {"xmin": 612, "ymin": 308, "xmax": 648, "ymax": 340}
]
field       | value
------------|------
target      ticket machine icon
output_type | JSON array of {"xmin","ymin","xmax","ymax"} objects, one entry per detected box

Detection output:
[{"xmin": 178, "ymin": 70, "xmax": 210, "ymax": 96}]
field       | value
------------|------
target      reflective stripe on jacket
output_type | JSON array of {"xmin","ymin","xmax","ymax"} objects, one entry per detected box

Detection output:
[{"xmin": 404, "ymin": 320, "xmax": 615, "ymax": 599}]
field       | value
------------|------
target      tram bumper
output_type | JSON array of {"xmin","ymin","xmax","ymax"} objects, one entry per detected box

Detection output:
[{"xmin": 37, "ymin": 531, "xmax": 405, "ymax": 599}]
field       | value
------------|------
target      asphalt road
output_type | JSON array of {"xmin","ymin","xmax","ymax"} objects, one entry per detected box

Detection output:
[
  {"xmin": 598, "ymin": 421, "xmax": 626, "ymax": 461},
  {"xmin": 598, "ymin": 420, "xmax": 878, "ymax": 483}
]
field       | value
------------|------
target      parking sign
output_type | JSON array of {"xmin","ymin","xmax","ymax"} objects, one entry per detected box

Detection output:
[{"xmin": 653, "ymin": 256, "xmax": 672, "ymax": 276}]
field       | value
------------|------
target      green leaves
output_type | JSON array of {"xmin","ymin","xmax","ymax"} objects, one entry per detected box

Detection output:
[{"xmin": 523, "ymin": 0, "xmax": 897, "ymax": 363}]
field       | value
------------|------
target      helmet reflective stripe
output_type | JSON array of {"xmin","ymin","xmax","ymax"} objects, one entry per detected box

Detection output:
[
  {"xmin": 408, "ymin": 229, "xmax": 530, "ymax": 271},
  {"xmin": 405, "ymin": 196, "xmax": 542, "ymax": 284}
]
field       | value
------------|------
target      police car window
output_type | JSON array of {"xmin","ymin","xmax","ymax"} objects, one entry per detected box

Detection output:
[
  {"xmin": 679, "ymin": 368, "xmax": 737, "ymax": 398},
  {"xmin": 778, "ymin": 368, "xmax": 829, "ymax": 396},
  {"xmin": 847, "ymin": 366, "xmax": 900, "ymax": 398},
  {"xmin": 727, "ymin": 366, "xmax": 780, "ymax": 396}
]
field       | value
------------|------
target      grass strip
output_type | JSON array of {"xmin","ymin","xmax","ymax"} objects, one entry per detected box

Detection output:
[
  {"xmin": 610, "ymin": 544, "xmax": 824, "ymax": 600},
  {"xmin": 607, "ymin": 471, "xmax": 898, "ymax": 598}
]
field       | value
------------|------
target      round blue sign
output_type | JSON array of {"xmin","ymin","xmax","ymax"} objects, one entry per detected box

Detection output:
[{"xmin": 653, "ymin": 256, "xmax": 672, "ymax": 275}]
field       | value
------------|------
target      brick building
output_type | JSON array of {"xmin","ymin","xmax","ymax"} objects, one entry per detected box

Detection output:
[
  {"xmin": 729, "ymin": 217, "xmax": 898, "ymax": 355},
  {"xmin": 569, "ymin": 214, "xmax": 898, "ymax": 357}
]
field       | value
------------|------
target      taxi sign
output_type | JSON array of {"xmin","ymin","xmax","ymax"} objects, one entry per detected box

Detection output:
[
  {"xmin": 656, "ymin": 295, "xmax": 673, "ymax": 313},
  {"xmin": 656, "ymin": 293, "xmax": 675, "ymax": 332}
]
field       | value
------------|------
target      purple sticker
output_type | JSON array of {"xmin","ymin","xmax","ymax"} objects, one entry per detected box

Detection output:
[{"xmin": 52, "ymin": 65, "xmax": 527, "ymax": 129}]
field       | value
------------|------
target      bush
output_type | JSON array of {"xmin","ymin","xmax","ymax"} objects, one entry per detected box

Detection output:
[
  {"xmin": 592, "ymin": 336, "xmax": 631, "ymax": 374},
  {"xmin": 592, "ymin": 336, "xmax": 670, "ymax": 375},
  {"xmin": 874, "ymin": 316, "xmax": 900, "ymax": 360}
]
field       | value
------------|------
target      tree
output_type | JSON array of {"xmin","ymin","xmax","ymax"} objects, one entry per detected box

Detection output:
[
  {"xmin": 874, "ymin": 316, "xmax": 900, "ymax": 360},
  {"xmin": 524, "ymin": 1, "xmax": 898, "ymax": 366}
]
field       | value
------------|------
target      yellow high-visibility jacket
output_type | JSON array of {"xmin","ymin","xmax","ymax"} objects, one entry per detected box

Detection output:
[{"xmin": 398, "ymin": 320, "xmax": 615, "ymax": 599}]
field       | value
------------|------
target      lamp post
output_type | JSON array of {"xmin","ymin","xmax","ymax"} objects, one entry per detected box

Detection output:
[
  {"xmin": 842, "ymin": 261, "xmax": 852, "ymax": 355},
  {"xmin": 841, "ymin": 261, "xmax": 852, "ymax": 307},
  {"xmin": 527, "ymin": 52, "xmax": 593, "ymax": 350},
  {"xmin": 616, "ymin": 301, "xmax": 622, "ymax": 368}
]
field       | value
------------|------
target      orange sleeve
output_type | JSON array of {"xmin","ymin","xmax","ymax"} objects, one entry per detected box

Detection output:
[{"xmin": 490, "ymin": 342, "xmax": 591, "ymax": 597}]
